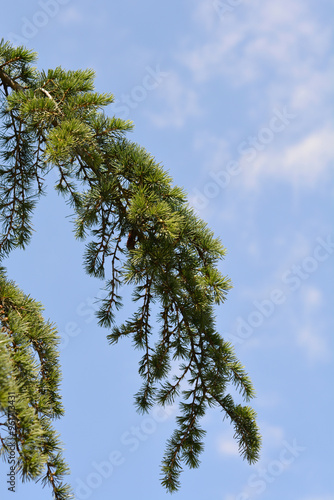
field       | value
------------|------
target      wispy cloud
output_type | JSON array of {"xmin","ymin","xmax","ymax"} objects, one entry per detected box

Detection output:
[
  {"xmin": 216, "ymin": 435, "xmax": 239, "ymax": 457},
  {"xmin": 296, "ymin": 327, "xmax": 331, "ymax": 364},
  {"xmin": 186, "ymin": 0, "xmax": 331, "ymax": 88},
  {"xmin": 238, "ymin": 124, "xmax": 333, "ymax": 190},
  {"xmin": 180, "ymin": 0, "xmax": 333, "ymax": 191},
  {"xmin": 301, "ymin": 286, "xmax": 323, "ymax": 310},
  {"xmin": 58, "ymin": 6, "xmax": 83, "ymax": 25},
  {"xmin": 147, "ymin": 71, "xmax": 202, "ymax": 128}
]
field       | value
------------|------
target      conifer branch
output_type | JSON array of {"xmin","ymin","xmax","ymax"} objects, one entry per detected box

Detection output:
[
  {"xmin": 0, "ymin": 39, "xmax": 261, "ymax": 496},
  {"xmin": 0, "ymin": 267, "xmax": 73, "ymax": 499},
  {"xmin": 0, "ymin": 67, "xmax": 24, "ymax": 93}
]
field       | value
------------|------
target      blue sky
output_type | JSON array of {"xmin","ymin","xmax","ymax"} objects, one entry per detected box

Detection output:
[{"xmin": 1, "ymin": 1, "xmax": 333, "ymax": 499}]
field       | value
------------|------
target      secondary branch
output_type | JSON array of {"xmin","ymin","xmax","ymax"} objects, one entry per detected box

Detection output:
[{"xmin": 0, "ymin": 68, "xmax": 24, "ymax": 92}]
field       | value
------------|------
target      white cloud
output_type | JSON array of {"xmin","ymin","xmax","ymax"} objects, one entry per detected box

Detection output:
[
  {"xmin": 279, "ymin": 127, "xmax": 334, "ymax": 185},
  {"xmin": 260, "ymin": 422, "xmax": 285, "ymax": 448},
  {"xmin": 180, "ymin": 0, "xmax": 333, "ymax": 189},
  {"xmin": 301, "ymin": 286, "xmax": 323, "ymax": 309},
  {"xmin": 216, "ymin": 434, "xmax": 239, "ymax": 457},
  {"xmin": 238, "ymin": 124, "xmax": 333, "ymax": 190},
  {"xmin": 181, "ymin": 30, "xmax": 247, "ymax": 84},
  {"xmin": 58, "ymin": 7, "xmax": 83, "ymax": 25},
  {"xmin": 186, "ymin": 0, "xmax": 331, "ymax": 88},
  {"xmin": 189, "ymin": 114, "xmax": 333, "ymax": 195},
  {"xmin": 281, "ymin": 63, "xmax": 332, "ymax": 115},
  {"xmin": 147, "ymin": 71, "xmax": 201, "ymax": 128},
  {"xmin": 296, "ymin": 327, "xmax": 330, "ymax": 364}
]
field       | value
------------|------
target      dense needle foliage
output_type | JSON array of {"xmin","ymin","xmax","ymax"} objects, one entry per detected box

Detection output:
[
  {"xmin": 0, "ymin": 267, "xmax": 71, "ymax": 499},
  {"xmin": 0, "ymin": 39, "xmax": 261, "ymax": 497}
]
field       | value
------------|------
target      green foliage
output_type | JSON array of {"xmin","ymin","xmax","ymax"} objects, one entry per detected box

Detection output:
[
  {"xmin": 0, "ymin": 38, "xmax": 261, "ymax": 496},
  {"xmin": 0, "ymin": 267, "xmax": 72, "ymax": 499}
]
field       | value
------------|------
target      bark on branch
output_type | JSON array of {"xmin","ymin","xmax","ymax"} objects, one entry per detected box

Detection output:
[{"xmin": 0, "ymin": 68, "xmax": 24, "ymax": 92}]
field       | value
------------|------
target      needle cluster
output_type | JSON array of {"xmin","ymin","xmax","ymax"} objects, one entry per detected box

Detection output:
[{"xmin": 0, "ymin": 39, "xmax": 261, "ymax": 495}]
